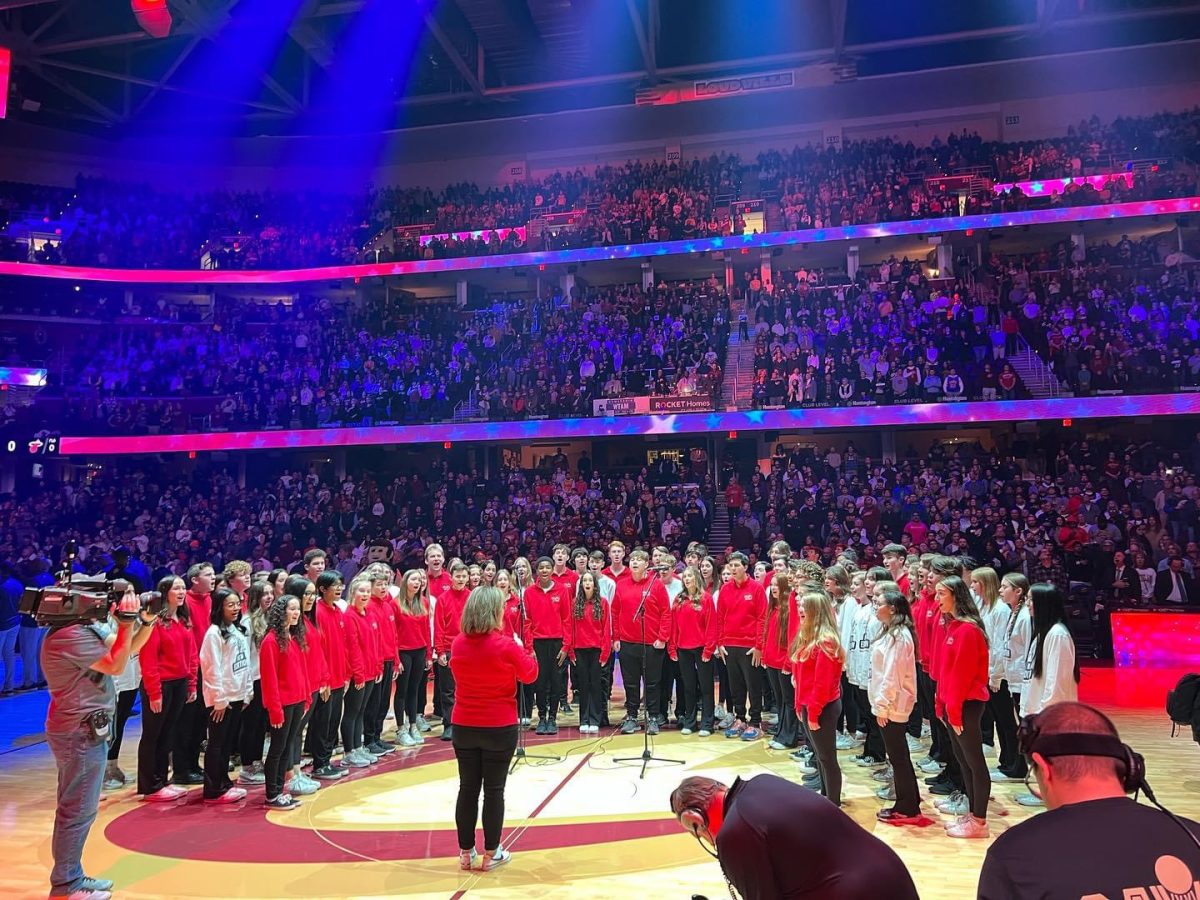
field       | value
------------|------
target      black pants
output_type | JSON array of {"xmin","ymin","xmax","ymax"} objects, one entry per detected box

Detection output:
[
  {"xmin": 533, "ymin": 638, "xmax": 564, "ymax": 720},
  {"xmin": 452, "ymin": 724, "xmax": 518, "ymax": 853},
  {"xmin": 917, "ymin": 668, "xmax": 937, "ymax": 750},
  {"xmin": 658, "ymin": 655, "xmax": 682, "ymax": 722},
  {"xmin": 108, "ymin": 688, "xmax": 138, "ymax": 761},
  {"xmin": 137, "ymin": 677, "xmax": 188, "ymax": 794},
  {"xmin": 342, "ymin": 681, "xmax": 373, "ymax": 751},
  {"xmin": 724, "ymin": 646, "xmax": 761, "ymax": 725},
  {"xmin": 303, "ymin": 691, "xmax": 324, "ymax": 759},
  {"xmin": 839, "ymin": 673, "xmax": 861, "ymax": 735},
  {"xmin": 988, "ymin": 681, "xmax": 1020, "ymax": 772},
  {"xmin": 802, "ymin": 699, "xmax": 843, "ymax": 806},
  {"xmin": 766, "ymin": 667, "xmax": 798, "ymax": 746},
  {"xmin": 315, "ymin": 687, "xmax": 344, "ymax": 769},
  {"xmin": 438, "ymin": 656, "xmax": 457, "ymax": 731},
  {"xmin": 600, "ymin": 654, "xmax": 615, "ymax": 724},
  {"xmin": 881, "ymin": 718, "xmax": 921, "ymax": 815},
  {"xmin": 291, "ymin": 691, "xmax": 319, "ymax": 766},
  {"xmin": 266, "ymin": 702, "xmax": 304, "ymax": 800},
  {"xmin": 945, "ymin": 699, "xmax": 989, "ymax": 820},
  {"xmin": 715, "ymin": 656, "xmax": 730, "ymax": 707},
  {"xmin": 677, "ymin": 647, "xmax": 715, "ymax": 731},
  {"xmin": 618, "ymin": 641, "xmax": 663, "ymax": 720},
  {"xmin": 239, "ymin": 679, "xmax": 267, "ymax": 765},
  {"xmin": 856, "ymin": 685, "xmax": 886, "ymax": 761},
  {"xmin": 1000, "ymin": 692, "xmax": 1028, "ymax": 778},
  {"xmin": 574, "ymin": 647, "xmax": 604, "ymax": 727},
  {"xmin": 177, "ymin": 666, "xmax": 207, "ymax": 774},
  {"xmin": 925, "ymin": 674, "xmax": 952, "ymax": 763},
  {"xmin": 431, "ymin": 666, "xmax": 442, "ymax": 718},
  {"xmin": 365, "ymin": 661, "xmax": 393, "ymax": 744},
  {"xmin": 203, "ymin": 701, "xmax": 243, "ymax": 799},
  {"xmin": 395, "ymin": 649, "xmax": 426, "ymax": 726}
]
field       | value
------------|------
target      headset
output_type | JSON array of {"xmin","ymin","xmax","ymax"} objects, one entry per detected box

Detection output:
[
  {"xmin": 671, "ymin": 787, "xmax": 739, "ymax": 900},
  {"xmin": 1018, "ymin": 710, "xmax": 1200, "ymax": 851}
]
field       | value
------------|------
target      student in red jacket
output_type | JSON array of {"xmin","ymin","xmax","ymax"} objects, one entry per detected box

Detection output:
[
  {"xmin": 259, "ymin": 590, "xmax": 311, "ymax": 810},
  {"xmin": 360, "ymin": 565, "xmax": 400, "ymax": 755},
  {"xmin": 450, "ymin": 586, "xmax": 538, "ymax": 873},
  {"xmin": 311, "ymin": 571, "xmax": 350, "ymax": 781},
  {"xmin": 523, "ymin": 557, "xmax": 568, "ymax": 735},
  {"xmin": 137, "ymin": 575, "xmax": 197, "ymax": 801},
  {"xmin": 668, "ymin": 566, "xmax": 718, "ymax": 736},
  {"xmin": 177, "ymin": 561, "xmax": 215, "ymax": 784},
  {"xmin": 791, "ymin": 590, "xmax": 846, "ymax": 806},
  {"xmin": 933, "ymin": 574, "xmax": 992, "ymax": 838},
  {"xmin": 434, "ymin": 561, "xmax": 472, "ymax": 741},
  {"xmin": 394, "ymin": 568, "xmax": 432, "ymax": 747},
  {"xmin": 341, "ymin": 576, "xmax": 382, "ymax": 769},
  {"xmin": 763, "ymin": 571, "xmax": 801, "ymax": 751},
  {"xmin": 612, "ymin": 549, "xmax": 671, "ymax": 735},
  {"xmin": 562, "ymin": 571, "xmax": 611, "ymax": 734},
  {"xmin": 717, "ymin": 552, "xmax": 768, "ymax": 740},
  {"xmin": 282, "ymin": 576, "xmax": 327, "ymax": 797}
]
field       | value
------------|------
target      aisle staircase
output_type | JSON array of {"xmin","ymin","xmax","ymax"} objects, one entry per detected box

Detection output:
[
  {"xmin": 1008, "ymin": 336, "xmax": 1067, "ymax": 399},
  {"xmin": 719, "ymin": 295, "xmax": 756, "ymax": 411},
  {"xmin": 708, "ymin": 492, "xmax": 731, "ymax": 551}
]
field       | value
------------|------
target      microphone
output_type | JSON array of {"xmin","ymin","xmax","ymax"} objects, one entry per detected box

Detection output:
[{"xmin": 634, "ymin": 569, "xmax": 661, "ymax": 620}]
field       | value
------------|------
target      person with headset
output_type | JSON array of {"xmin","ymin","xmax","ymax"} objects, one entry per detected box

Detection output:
[
  {"xmin": 977, "ymin": 701, "xmax": 1200, "ymax": 899},
  {"xmin": 669, "ymin": 773, "xmax": 920, "ymax": 900}
]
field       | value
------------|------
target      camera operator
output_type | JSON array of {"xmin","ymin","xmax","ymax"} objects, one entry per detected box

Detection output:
[{"xmin": 42, "ymin": 583, "xmax": 157, "ymax": 900}]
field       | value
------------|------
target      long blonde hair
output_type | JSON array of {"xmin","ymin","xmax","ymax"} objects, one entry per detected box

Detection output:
[
  {"xmin": 790, "ymin": 590, "xmax": 846, "ymax": 664},
  {"xmin": 398, "ymin": 568, "xmax": 430, "ymax": 617},
  {"xmin": 971, "ymin": 566, "xmax": 1000, "ymax": 611}
]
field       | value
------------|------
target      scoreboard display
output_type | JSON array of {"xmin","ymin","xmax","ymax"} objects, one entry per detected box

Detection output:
[{"xmin": 4, "ymin": 434, "xmax": 59, "ymax": 455}]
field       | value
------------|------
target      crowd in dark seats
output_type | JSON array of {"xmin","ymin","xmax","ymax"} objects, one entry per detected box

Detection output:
[
  {"xmin": 3, "ymin": 110, "xmax": 1198, "ymax": 270},
  {"xmin": 3, "ymin": 280, "xmax": 728, "ymax": 435}
]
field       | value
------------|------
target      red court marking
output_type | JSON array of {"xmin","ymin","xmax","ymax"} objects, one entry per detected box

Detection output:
[{"xmin": 527, "ymin": 750, "xmax": 595, "ymax": 820}]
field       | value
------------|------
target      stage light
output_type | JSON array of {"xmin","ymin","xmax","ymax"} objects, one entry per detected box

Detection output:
[
  {"xmin": 1062, "ymin": 418, "xmax": 1072, "ymax": 427},
  {"xmin": 0, "ymin": 47, "xmax": 10, "ymax": 119},
  {"xmin": 131, "ymin": 0, "xmax": 173, "ymax": 38},
  {"xmin": 728, "ymin": 431, "xmax": 737, "ymax": 439},
  {"xmin": 443, "ymin": 441, "xmax": 452, "ymax": 449}
]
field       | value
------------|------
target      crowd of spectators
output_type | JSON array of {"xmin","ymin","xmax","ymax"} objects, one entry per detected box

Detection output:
[{"xmin": 3, "ymin": 109, "xmax": 1197, "ymax": 270}]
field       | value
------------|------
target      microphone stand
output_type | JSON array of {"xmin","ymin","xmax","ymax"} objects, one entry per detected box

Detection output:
[
  {"xmin": 614, "ymin": 570, "xmax": 685, "ymax": 779},
  {"xmin": 510, "ymin": 572, "xmax": 562, "ymax": 774}
]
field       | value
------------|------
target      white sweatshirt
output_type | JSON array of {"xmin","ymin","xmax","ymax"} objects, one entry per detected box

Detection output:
[
  {"xmin": 1004, "ymin": 604, "xmax": 1032, "ymax": 694},
  {"xmin": 849, "ymin": 602, "xmax": 881, "ymax": 687},
  {"xmin": 1020, "ymin": 622, "xmax": 1077, "ymax": 716},
  {"xmin": 200, "ymin": 623, "xmax": 254, "ymax": 711},
  {"xmin": 836, "ymin": 598, "xmax": 861, "ymax": 676},
  {"xmin": 868, "ymin": 629, "xmax": 917, "ymax": 722},
  {"xmin": 980, "ymin": 601, "xmax": 1010, "ymax": 691}
]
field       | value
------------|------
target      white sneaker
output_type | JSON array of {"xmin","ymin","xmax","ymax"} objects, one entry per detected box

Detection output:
[
  {"xmin": 834, "ymin": 733, "xmax": 860, "ymax": 750},
  {"xmin": 63, "ymin": 889, "xmax": 111, "ymax": 900},
  {"xmin": 876, "ymin": 783, "xmax": 896, "ymax": 801},
  {"xmin": 398, "ymin": 730, "xmax": 417, "ymax": 747},
  {"xmin": 344, "ymin": 749, "xmax": 370, "ymax": 768},
  {"xmin": 416, "ymin": 715, "xmax": 432, "ymax": 733},
  {"xmin": 918, "ymin": 758, "xmax": 945, "ymax": 774},
  {"xmin": 481, "ymin": 847, "xmax": 511, "ymax": 871},
  {"xmin": 409, "ymin": 723, "xmax": 424, "ymax": 743},
  {"xmin": 905, "ymin": 734, "xmax": 924, "ymax": 753},
  {"xmin": 934, "ymin": 792, "xmax": 969, "ymax": 816},
  {"xmin": 1015, "ymin": 793, "xmax": 1044, "ymax": 807},
  {"xmin": 698, "ymin": 729, "xmax": 712, "ymax": 737},
  {"xmin": 990, "ymin": 768, "xmax": 1020, "ymax": 782}
]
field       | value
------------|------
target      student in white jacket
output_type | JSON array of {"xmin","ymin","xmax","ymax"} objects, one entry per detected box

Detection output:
[
  {"xmin": 1017, "ymin": 583, "xmax": 1079, "ymax": 807},
  {"xmin": 869, "ymin": 586, "xmax": 922, "ymax": 825},
  {"xmin": 996, "ymin": 572, "xmax": 1031, "ymax": 780},
  {"xmin": 200, "ymin": 587, "xmax": 254, "ymax": 804},
  {"xmin": 849, "ymin": 570, "xmax": 886, "ymax": 766},
  {"xmin": 972, "ymin": 567, "xmax": 1021, "ymax": 780}
]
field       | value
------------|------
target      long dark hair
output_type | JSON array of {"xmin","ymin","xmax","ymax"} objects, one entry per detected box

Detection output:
[
  {"xmin": 209, "ymin": 586, "xmax": 247, "ymax": 639},
  {"xmin": 573, "ymin": 572, "xmax": 603, "ymax": 622},
  {"xmin": 874, "ymin": 588, "xmax": 917, "ymax": 654},
  {"xmin": 245, "ymin": 581, "xmax": 273, "ymax": 647},
  {"xmin": 270, "ymin": 578, "xmax": 308, "ymax": 651},
  {"xmin": 1029, "ymin": 583, "xmax": 1079, "ymax": 683},
  {"xmin": 767, "ymin": 572, "xmax": 792, "ymax": 652},
  {"xmin": 156, "ymin": 574, "xmax": 189, "ymax": 627},
  {"xmin": 938, "ymin": 575, "xmax": 988, "ymax": 646}
]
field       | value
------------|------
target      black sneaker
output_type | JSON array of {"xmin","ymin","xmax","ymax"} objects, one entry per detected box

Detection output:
[
  {"xmin": 546, "ymin": 719, "xmax": 559, "ymax": 735},
  {"xmin": 369, "ymin": 741, "xmax": 395, "ymax": 755},
  {"xmin": 619, "ymin": 718, "xmax": 640, "ymax": 735},
  {"xmin": 173, "ymin": 771, "xmax": 204, "ymax": 786},
  {"xmin": 264, "ymin": 793, "xmax": 300, "ymax": 810},
  {"xmin": 440, "ymin": 726, "xmax": 454, "ymax": 742},
  {"xmin": 647, "ymin": 718, "xmax": 660, "ymax": 736},
  {"xmin": 928, "ymin": 780, "xmax": 957, "ymax": 795},
  {"xmin": 560, "ymin": 702, "xmax": 573, "ymax": 714},
  {"xmin": 535, "ymin": 719, "xmax": 548, "ymax": 735},
  {"xmin": 312, "ymin": 765, "xmax": 346, "ymax": 780}
]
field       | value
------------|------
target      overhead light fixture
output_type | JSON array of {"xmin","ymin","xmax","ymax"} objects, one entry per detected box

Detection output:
[{"xmin": 131, "ymin": 0, "xmax": 172, "ymax": 38}]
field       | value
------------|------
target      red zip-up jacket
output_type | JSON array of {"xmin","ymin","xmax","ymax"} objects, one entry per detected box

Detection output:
[
  {"xmin": 434, "ymin": 586, "xmax": 471, "ymax": 655},
  {"xmin": 303, "ymin": 618, "xmax": 329, "ymax": 695},
  {"xmin": 915, "ymin": 590, "xmax": 939, "ymax": 673},
  {"xmin": 140, "ymin": 618, "xmax": 197, "ymax": 704},
  {"xmin": 344, "ymin": 605, "xmax": 381, "ymax": 685},
  {"xmin": 935, "ymin": 619, "xmax": 990, "ymax": 728},
  {"xmin": 762, "ymin": 592, "xmax": 800, "ymax": 670},
  {"xmin": 315, "ymin": 603, "xmax": 349, "ymax": 687},
  {"xmin": 551, "ymin": 569, "xmax": 579, "ymax": 597},
  {"xmin": 562, "ymin": 595, "xmax": 612, "ymax": 665},
  {"xmin": 668, "ymin": 592, "xmax": 718, "ymax": 660},
  {"xmin": 367, "ymin": 595, "xmax": 399, "ymax": 666},
  {"xmin": 259, "ymin": 630, "xmax": 310, "ymax": 726},
  {"xmin": 449, "ymin": 630, "xmax": 539, "ymax": 728},
  {"xmin": 929, "ymin": 613, "xmax": 950, "ymax": 683},
  {"xmin": 717, "ymin": 578, "xmax": 768, "ymax": 650},
  {"xmin": 602, "ymin": 565, "xmax": 631, "ymax": 585},
  {"xmin": 504, "ymin": 594, "xmax": 534, "ymax": 646},
  {"xmin": 611, "ymin": 574, "xmax": 671, "ymax": 645},
  {"xmin": 523, "ymin": 581, "xmax": 567, "ymax": 640},
  {"xmin": 184, "ymin": 591, "xmax": 210, "ymax": 666},
  {"xmin": 426, "ymin": 570, "xmax": 453, "ymax": 601},
  {"xmin": 395, "ymin": 601, "xmax": 432, "ymax": 663},
  {"xmin": 792, "ymin": 640, "xmax": 843, "ymax": 721}
]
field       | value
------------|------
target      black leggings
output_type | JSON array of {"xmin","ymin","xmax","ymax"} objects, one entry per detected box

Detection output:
[
  {"xmin": 945, "ymin": 699, "xmax": 989, "ymax": 819},
  {"xmin": 574, "ymin": 647, "xmax": 604, "ymax": 727},
  {"xmin": 108, "ymin": 688, "xmax": 138, "ymax": 761},
  {"xmin": 239, "ymin": 679, "xmax": 267, "ymax": 765},
  {"xmin": 676, "ymin": 647, "xmax": 715, "ymax": 731},
  {"xmin": 856, "ymin": 685, "xmax": 886, "ymax": 760},
  {"xmin": 533, "ymin": 638, "xmax": 563, "ymax": 720},
  {"xmin": 395, "ymin": 649, "xmax": 427, "ymax": 726},
  {"xmin": 341, "ymin": 680, "xmax": 374, "ymax": 752},
  {"xmin": 988, "ymin": 681, "xmax": 1020, "ymax": 772},
  {"xmin": 802, "ymin": 698, "xmax": 843, "ymax": 806},
  {"xmin": 203, "ymin": 701, "xmax": 242, "ymax": 799},
  {"xmin": 291, "ymin": 691, "xmax": 319, "ymax": 766},
  {"xmin": 266, "ymin": 701, "xmax": 304, "ymax": 800},
  {"xmin": 137, "ymin": 677, "xmax": 188, "ymax": 794},
  {"xmin": 766, "ymin": 667, "xmax": 798, "ymax": 747},
  {"xmin": 452, "ymin": 724, "xmax": 519, "ymax": 852},
  {"xmin": 881, "ymin": 718, "xmax": 921, "ymax": 816},
  {"xmin": 365, "ymin": 661, "xmax": 393, "ymax": 744},
  {"xmin": 1002, "ymin": 692, "xmax": 1028, "ymax": 778},
  {"xmin": 724, "ymin": 646, "xmax": 761, "ymax": 725}
]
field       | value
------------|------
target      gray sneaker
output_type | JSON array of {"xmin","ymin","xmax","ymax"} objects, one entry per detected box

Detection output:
[
  {"xmin": 415, "ymin": 715, "xmax": 432, "ymax": 733},
  {"xmin": 398, "ymin": 729, "xmax": 417, "ymax": 747},
  {"xmin": 344, "ymin": 748, "xmax": 371, "ymax": 768},
  {"xmin": 717, "ymin": 712, "xmax": 736, "ymax": 730},
  {"xmin": 238, "ymin": 762, "xmax": 266, "ymax": 784},
  {"xmin": 409, "ymin": 723, "xmax": 424, "ymax": 743}
]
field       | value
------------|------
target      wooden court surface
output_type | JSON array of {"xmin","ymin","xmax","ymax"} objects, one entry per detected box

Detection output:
[{"xmin": 1, "ymin": 665, "xmax": 1197, "ymax": 900}]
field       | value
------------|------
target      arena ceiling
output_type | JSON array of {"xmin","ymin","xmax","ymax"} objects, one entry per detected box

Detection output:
[{"xmin": 2, "ymin": 0, "xmax": 1200, "ymax": 136}]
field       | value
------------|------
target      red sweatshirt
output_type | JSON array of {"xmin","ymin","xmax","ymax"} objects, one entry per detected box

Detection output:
[
  {"xmin": 184, "ymin": 591, "xmax": 210, "ymax": 666},
  {"xmin": 668, "ymin": 593, "xmax": 718, "ymax": 660},
  {"xmin": 315, "ymin": 603, "xmax": 350, "ymax": 687},
  {"xmin": 929, "ymin": 614, "xmax": 950, "ymax": 683},
  {"xmin": 762, "ymin": 592, "xmax": 800, "ymax": 671},
  {"xmin": 915, "ymin": 590, "xmax": 939, "ymax": 673},
  {"xmin": 259, "ymin": 631, "xmax": 311, "ymax": 726},
  {"xmin": 523, "ymin": 581, "xmax": 567, "ymax": 641},
  {"xmin": 562, "ymin": 596, "xmax": 612, "ymax": 665},
  {"xmin": 344, "ymin": 606, "xmax": 381, "ymax": 684},
  {"xmin": 602, "ymin": 565, "xmax": 631, "ymax": 584},
  {"xmin": 434, "ymin": 586, "xmax": 471, "ymax": 655},
  {"xmin": 426, "ymin": 570, "xmax": 453, "ymax": 601},
  {"xmin": 504, "ymin": 594, "xmax": 534, "ymax": 646},
  {"xmin": 140, "ymin": 619, "xmax": 197, "ymax": 704},
  {"xmin": 367, "ymin": 596, "xmax": 399, "ymax": 666},
  {"xmin": 303, "ymin": 619, "xmax": 329, "ymax": 695},
  {"xmin": 935, "ymin": 619, "xmax": 990, "ymax": 729},
  {"xmin": 395, "ymin": 602, "xmax": 432, "ymax": 663},
  {"xmin": 792, "ymin": 640, "xmax": 843, "ymax": 721},
  {"xmin": 611, "ymin": 574, "xmax": 671, "ymax": 645},
  {"xmin": 449, "ymin": 630, "xmax": 539, "ymax": 727},
  {"xmin": 717, "ymin": 578, "xmax": 768, "ymax": 650},
  {"xmin": 551, "ymin": 569, "xmax": 579, "ymax": 597}
]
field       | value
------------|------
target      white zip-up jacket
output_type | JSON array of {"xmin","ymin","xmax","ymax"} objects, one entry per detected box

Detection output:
[
  {"xmin": 1004, "ymin": 604, "xmax": 1032, "ymax": 694},
  {"xmin": 1020, "ymin": 622, "xmax": 1077, "ymax": 716},
  {"xmin": 981, "ymin": 601, "xmax": 1010, "ymax": 691},
  {"xmin": 849, "ymin": 601, "xmax": 880, "ymax": 687},
  {"xmin": 200, "ymin": 623, "xmax": 254, "ymax": 711},
  {"xmin": 868, "ymin": 628, "xmax": 917, "ymax": 722}
]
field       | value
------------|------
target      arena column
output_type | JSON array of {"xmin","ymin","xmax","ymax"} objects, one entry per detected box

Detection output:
[
  {"xmin": 846, "ymin": 245, "xmax": 859, "ymax": 282},
  {"xmin": 641, "ymin": 261, "xmax": 653, "ymax": 291},
  {"xmin": 758, "ymin": 250, "xmax": 772, "ymax": 292}
]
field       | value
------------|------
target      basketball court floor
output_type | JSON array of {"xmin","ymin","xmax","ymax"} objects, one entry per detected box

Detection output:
[{"xmin": 1, "ymin": 665, "xmax": 1195, "ymax": 900}]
